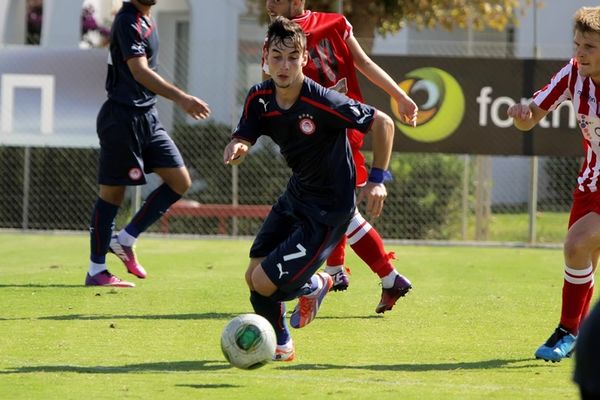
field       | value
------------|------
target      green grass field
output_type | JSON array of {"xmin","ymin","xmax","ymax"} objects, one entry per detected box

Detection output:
[{"xmin": 0, "ymin": 233, "xmax": 587, "ymax": 399}]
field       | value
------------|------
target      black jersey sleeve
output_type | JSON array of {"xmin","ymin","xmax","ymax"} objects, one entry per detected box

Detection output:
[
  {"xmin": 309, "ymin": 81, "xmax": 376, "ymax": 134},
  {"xmin": 113, "ymin": 13, "xmax": 147, "ymax": 61},
  {"xmin": 232, "ymin": 86, "xmax": 263, "ymax": 144}
]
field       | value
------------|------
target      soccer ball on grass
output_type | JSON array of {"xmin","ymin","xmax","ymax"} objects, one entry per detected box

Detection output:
[{"xmin": 220, "ymin": 313, "xmax": 277, "ymax": 369}]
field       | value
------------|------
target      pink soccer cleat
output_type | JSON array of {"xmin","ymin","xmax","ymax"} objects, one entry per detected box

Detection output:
[
  {"xmin": 108, "ymin": 235, "xmax": 147, "ymax": 279},
  {"xmin": 375, "ymin": 274, "xmax": 412, "ymax": 314},
  {"xmin": 290, "ymin": 272, "xmax": 333, "ymax": 329},
  {"xmin": 329, "ymin": 266, "xmax": 350, "ymax": 292},
  {"xmin": 85, "ymin": 270, "xmax": 135, "ymax": 288},
  {"xmin": 273, "ymin": 341, "xmax": 296, "ymax": 362}
]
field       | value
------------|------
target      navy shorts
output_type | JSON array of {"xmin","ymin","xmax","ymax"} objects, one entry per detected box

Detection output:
[
  {"xmin": 96, "ymin": 100, "xmax": 184, "ymax": 186},
  {"xmin": 250, "ymin": 192, "xmax": 351, "ymax": 301}
]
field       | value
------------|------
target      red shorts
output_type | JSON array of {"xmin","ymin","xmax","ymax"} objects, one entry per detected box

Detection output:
[
  {"xmin": 569, "ymin": 189, "xmax": 600, "ymax": 228},
  {"xmin": 348, "ymin": 129, "xmax": 367, "ymax": 187}
]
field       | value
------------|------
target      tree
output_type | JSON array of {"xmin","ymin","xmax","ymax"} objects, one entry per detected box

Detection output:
[{"xmin": 252, "ymin": 0, "xmax": 535, "ymax": 51}]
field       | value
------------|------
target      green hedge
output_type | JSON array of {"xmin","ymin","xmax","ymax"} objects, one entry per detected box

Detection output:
[
  {"xmin": 0, "ymin": 123, "xmax": 465, "ymax": 239},
  {"xmin": 370, "ymin": 153, "xmax": 464, "ymax": 240}
]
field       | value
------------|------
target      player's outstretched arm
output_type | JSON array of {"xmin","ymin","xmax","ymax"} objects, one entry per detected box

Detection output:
[
  {"xmin": 346, "ymin": 35, "xmax": 418, "ymax": 127},
  {"xmin": 507, "ymin": 102, "xmax": 548, "ymax": 132},
  {"xmin": 126, "ymin": 56, "xmax": 211, "ymax": 120},
  {"xmin": 223, "ymin": 138, "xmax": 252, "ymax": 166},
  {"xmin": 357, "ymin": 111, "xmax": 394, "ymax": 218}
]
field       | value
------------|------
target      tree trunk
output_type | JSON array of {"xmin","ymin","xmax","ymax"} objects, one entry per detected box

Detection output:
[{"xmin": 346, "ymin": 0, "xmax": 379, "ymax": 53}]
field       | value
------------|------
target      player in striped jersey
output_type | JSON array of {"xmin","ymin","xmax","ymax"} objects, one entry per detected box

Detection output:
[
  {"xmin": 264, "ymin": 0, "xmax": 417, "ymax": 314},
  {"xmin": 507, "ymin": 7, "xmax": 600, "ymax": 363}
]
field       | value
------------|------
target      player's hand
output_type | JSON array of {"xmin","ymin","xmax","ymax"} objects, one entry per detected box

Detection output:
[
  {"xmin": 328, "ymin": 78, "xmax": 348, "ymax": 94},
  {"xmin": 507, "ymin": 104, "xmax": 533, "ymax": 121},
  {"xmin": 395, "ymin": 94, "xmax": 418, "ymax": 127},
  {"xmin": 180, "ymin": 95, "xmax": 211, "ymax": 120},
  {"xmin": 223, "ymin": 140, "xmax": 250, "ymax": 165},
  {"xmin": 357, "ymin": 182, "xmax": 387, "ymax": 218}
]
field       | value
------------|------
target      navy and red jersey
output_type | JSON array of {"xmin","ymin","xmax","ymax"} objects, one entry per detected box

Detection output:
[
  {"xmin": 233, "ymin": 77, "xmax": 376, "ymax": 224},
  {"xmin": 533, "ymin": 58, "xmax": 600, "ymax": 193},
  {"xmin": 105, "ymin": 2, "xmax": 158, "ymax": 108}
]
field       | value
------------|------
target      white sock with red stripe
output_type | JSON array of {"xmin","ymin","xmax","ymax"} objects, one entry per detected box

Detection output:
[
  {"xmin": 560, "ymin": 264, "xmax": 594, "ymax": 334},
  {"xmin": 346, "ymin": 212, "xmax": 395, "ymax": 279}
]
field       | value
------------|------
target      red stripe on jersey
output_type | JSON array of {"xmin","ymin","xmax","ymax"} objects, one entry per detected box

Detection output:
[
  {"xmin": 263, "ymin": 111, "xmax": 282, "ymax": 118},
  {"xmin": 243, "ymin": 89, "xmax": 272, "ymax": 119},
  {"xmin": 579, "ymin": 77, "xmax": 591, "ymax": 115},
  {"xmin": 135, "ymin": 14, "xmax": 143, "ymax": 41},
  {"xmin": 576, "ymin": 77, "xmax": 595, "ymax": 191},
  {"xmin": 134, "ymin": 14, "xmax": 154, "ymax": 40},
  {"xmin": 595, "ymin": 82, "xmax": 600, "ymax": 115},
  {"xmin": 538, "ymin": 74, "xmax": 569, "ymax": 110},
  {"xmin": 569, "ymin": 62, "xmax": 578, "ymax": 94},
  {"xmin": 300, "ymin": 96, "xmax": 353, "ymax": 123}
]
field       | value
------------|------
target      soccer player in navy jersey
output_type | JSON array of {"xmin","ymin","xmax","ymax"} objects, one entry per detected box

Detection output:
[
  {"xmin": 263, "ymin": 0, "xmax": 417, "ymax": 314},
  {"xmin": 224, "ymin": 17, "xmax": 395, "ymax": 361},
  {"xmin": 507, "ymin": 7, "xmax": 600, "ymax": 362},
  {"xmin": 85, "ymin": 0, "xmax": 211, "ymax": 287}
]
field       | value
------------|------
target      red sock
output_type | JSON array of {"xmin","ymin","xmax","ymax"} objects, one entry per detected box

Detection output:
[
  {"xmin": 346, "ymin": 213, "xmax": 394, "ymax": 278},
  {"xmin": 560, "ymin": 266, "xmax": 594, "ymax": 334},
  {"xmin": 578, "ymin": 283, "xmax": 595, "ymax": 324},
  {"xmin": 326, "ymin": 236, "xmax": 346, "ymax": 267}
]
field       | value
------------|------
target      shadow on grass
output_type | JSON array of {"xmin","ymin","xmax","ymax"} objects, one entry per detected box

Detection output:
[
  {"xmin": 176, "ymin": 384, "xmax": 240, "ymax": 389},
  {"xmin": 31, "ymin": 312, "xmax": 242, "ymax": 321},
  {"xmin": 2, "ymin": 313, "xmax": 381, "ymax": 321},
  {"xmin": 0, "ymin": 284, "xmax": 84, "ymax": 288},
  {"xmin": 280, "ymin": 358, "xmax": 541, "ymax": 372},
  {"xmin": 0, "ymin": 360, "xmax": 231, "ymax": 375}
]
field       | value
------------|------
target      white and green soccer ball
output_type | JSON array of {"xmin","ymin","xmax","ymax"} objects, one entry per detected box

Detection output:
[{"xmin": 220, "ymin": 313, "xmax": 277, "ymax": 370}]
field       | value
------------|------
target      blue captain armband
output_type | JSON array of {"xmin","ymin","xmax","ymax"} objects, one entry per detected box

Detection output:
[{"xmin": 368, "ymin": 167, "xmax": 393, "ymax": 184}]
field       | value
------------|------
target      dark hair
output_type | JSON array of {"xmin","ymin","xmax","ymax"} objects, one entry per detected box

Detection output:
[
  {"xmin": 266, "ymin": 16, "xmax": 306, "ymax": 53},
  {"xmin": 574, "ymin": 7, "xmax": 600, "ymax": 34}
]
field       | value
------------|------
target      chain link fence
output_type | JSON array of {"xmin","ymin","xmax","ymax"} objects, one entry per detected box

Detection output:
[{"xmin": 0, "ymin": 4, "xmax": 581, "ymax": 245}]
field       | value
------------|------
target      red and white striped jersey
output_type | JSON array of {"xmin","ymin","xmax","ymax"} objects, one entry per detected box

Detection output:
[{"xmin": 533, "ymin": 58, "xmax": 600, "ymax": 192}]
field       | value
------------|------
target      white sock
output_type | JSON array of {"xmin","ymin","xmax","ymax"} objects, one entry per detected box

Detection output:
[
  {"xmin": 117, "ymin": 229, "xmax": 136, "ymax": 247},
  {"xmin": 89, "ymin": 262, "xmax": 107, "ymax": 276},
  {"xmin": 381, "ymin": 270, "xmax": 399, "ymax": 289},
  {"xmin": 324, "ymin": 265, "xmax": 343, "ymax": 275},
  {"xmin": 305, "ymin": 274, "xmax": 324, "ymax": 298},
  {"xmin": 277, "ymin": 338, "xmax": 294, "ymax": 350}
]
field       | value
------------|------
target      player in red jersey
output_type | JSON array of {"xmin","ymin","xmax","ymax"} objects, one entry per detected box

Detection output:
[
  {"xmin": 263, "ymin": 0, "xmax": 418, "ymax": 313},
  {"xmin": 507, "ymin": 6, "xmax": 600, "ymax": 363}
]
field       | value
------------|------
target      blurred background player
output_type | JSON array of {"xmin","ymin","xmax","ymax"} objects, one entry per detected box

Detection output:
[
  {"xmin": 506, "ymin": 6, "xmax": 600, "ymax": 362},
  {"xmin": 225, "ymin": 16, "xmax": 395, "ymax": 360},
  {"xmin": 573, "ymin": 299, "xmax": 600, "ymax": 399},
  {"xmin": 263, "ymin": 0, "xmax": 418, "ymax": 313},
  {"xmin": 86, "ymin": 0, "xmax": 211, "ymax": 287}
]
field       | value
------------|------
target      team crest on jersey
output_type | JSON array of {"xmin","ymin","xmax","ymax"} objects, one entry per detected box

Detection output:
[
  {"xmin": 128, "ymin": 168, "xmax": 143, "ymax": 181},
  {"xmin": 298, "ymin": 114, "xmax": 316, "ymax": 135},
  {"xmin": 578, "ymin": 114, "xmax": 600, "ymax": 141}
]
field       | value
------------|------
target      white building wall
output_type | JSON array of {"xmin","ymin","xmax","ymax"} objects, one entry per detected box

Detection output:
[
  {"xmin": 0, "ymin": 0, "xmax": 589, "ymax": 205},
  {"xmin": 515, "ymin": 0, "xmax": 590, "ymax": 59}
]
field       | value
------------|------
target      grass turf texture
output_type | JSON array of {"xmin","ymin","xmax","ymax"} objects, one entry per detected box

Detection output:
[{"xmin": 0, "ymin": 233, "xmax": 585, "ymax": 399}]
